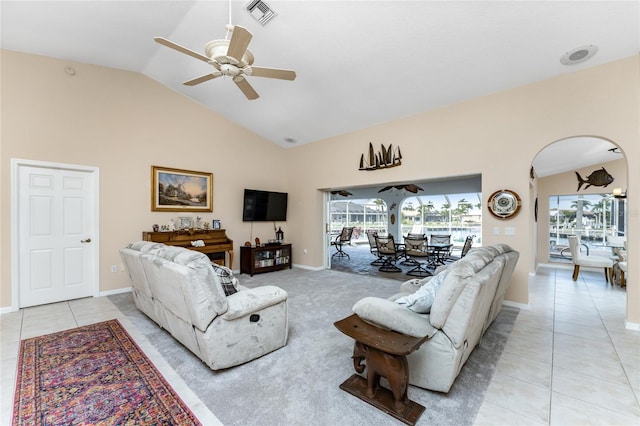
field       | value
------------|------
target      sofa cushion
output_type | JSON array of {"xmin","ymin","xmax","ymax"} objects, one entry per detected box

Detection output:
[
  {"xmin": 430, "ymin": 250, "xmax": 495, "ymax": 328},
  {"xmin": 395, "ymin": 270, "xmax": 447, "ymax": 313},
  {"xmin": 211, "ymin": 264, "xmax": 239, "ymax": 296},
  {"xmin": 128, "ymin": 241, "xmax": 165, "ymax": 252},
  {"xmin": 158, "ymin": 248, "xmax": 229, "ymax": 317},
  {"xmin": 352, "ymin": 297, "xmax": 437, "ymax": 338}
]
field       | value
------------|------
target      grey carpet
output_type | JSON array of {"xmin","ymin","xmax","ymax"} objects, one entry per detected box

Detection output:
[{"xmin": 109, "ymin": 268, "xmax": 518, "ymax": 426}]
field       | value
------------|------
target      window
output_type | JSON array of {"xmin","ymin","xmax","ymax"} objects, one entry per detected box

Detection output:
[
  {"xmin": 329, "ymin": 199, "xmax": 387, "ymax": 242},
  {"xmin": 549, "ymin": 193, "xmax": 626, "ymax": 261},
  {"xmin": 400, "ymin": 193, "xmax": 482, "ymax": 247}
]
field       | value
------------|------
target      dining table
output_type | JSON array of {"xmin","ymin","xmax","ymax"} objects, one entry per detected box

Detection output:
[{"xmin": 428, "ymin": 243, "xmax": 453, "ymax": 266}]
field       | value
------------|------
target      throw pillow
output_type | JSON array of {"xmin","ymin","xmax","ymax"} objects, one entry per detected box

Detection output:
[
  {"xmin": 210, "ymin": 263, "xmax": 239, "ymax": 296},
  {"xmin": 395, "ymin": 270, "xmax": 447, "ymax": 313}
]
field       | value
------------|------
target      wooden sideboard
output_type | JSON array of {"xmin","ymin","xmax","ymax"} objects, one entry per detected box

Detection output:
[
  {"xmin": 142, "ymin": 229, "xmax": 234, "ymax": 267},
  {"xmin": 240, "ymin": 244, "xmax": 292, "ymax": 276}
]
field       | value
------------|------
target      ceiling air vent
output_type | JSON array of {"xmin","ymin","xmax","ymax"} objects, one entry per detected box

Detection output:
[{"xmin": 246, "ymin": 0, "xmax": 277, "ymax": 25}]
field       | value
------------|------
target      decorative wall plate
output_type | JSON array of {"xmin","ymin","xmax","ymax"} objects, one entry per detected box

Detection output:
[{"xmin": 487, "ymin": 189, "xmax": 522, "ymax": 219}]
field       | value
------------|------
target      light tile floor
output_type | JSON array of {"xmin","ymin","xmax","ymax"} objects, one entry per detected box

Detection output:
[
  {"xmin": 1, "ymin": 263, "xmax": 638, "ymax": 425},
  {"xmin": 475, "ymin": 265, "xmax": 639, "ymax": 425},
  {"xmin": 0, "ymin": 296, "xmax": 221, "ymax": 425}
]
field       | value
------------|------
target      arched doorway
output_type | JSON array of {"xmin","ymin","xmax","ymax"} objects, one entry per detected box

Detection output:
[{"xmin": 531, "ymin": 135, "xmax": 628, "ymax": 281}]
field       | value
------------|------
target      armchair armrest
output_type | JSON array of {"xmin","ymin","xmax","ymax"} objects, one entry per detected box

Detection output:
[
  {"xmin": 400, "ymin": 278, "xmax": 432, "ymax": 294},
  {"xmin": 352, "ymin": 297, "xmax": 437, "ymax": 338},
  {"xmin": 222, "ymin": 286, "xmax": 287, "ymax": 321}
]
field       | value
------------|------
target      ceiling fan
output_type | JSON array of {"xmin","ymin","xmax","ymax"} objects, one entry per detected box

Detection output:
[
  {"xmin": 378, "ymin": 184, "xmax": 424, "ymax": 194},
  {"xmin": 154, "ymin": 23, "xmax": 296, "ymax": 100}
]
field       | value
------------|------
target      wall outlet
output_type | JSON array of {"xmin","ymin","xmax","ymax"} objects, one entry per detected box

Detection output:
[
  {"xmin": 504, "ymin": 227, "xmax": 515, "ymax": 236},
  {"xmin": 493, "ymin": 227, "xmax": 500, "ymax": 236},
  {"xmin": 110, "ymin": 265, "xmax": 117, "ymax": 273}
]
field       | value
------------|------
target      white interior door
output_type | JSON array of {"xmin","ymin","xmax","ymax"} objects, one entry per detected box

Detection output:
[{"xmin": 16, "ymin": 162, "xmax": 98, "ymax": 308}]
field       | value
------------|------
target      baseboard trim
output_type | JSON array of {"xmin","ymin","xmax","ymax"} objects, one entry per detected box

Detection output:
[
  {"xmin": 99, "ymin": 287, "xmax": 132, "ymax": 297},
  {"xmin": 625, "ymin": 321, "xmax": 640, "ymax": 331},
  {"xmin": 0, "ymin": 305, "xmax": 18, "ymax": 314},
  {"xmin": 293, "ymin": 264, "xmax": 324, "ymax": 271},
  {"xmin": 502, "ymin": 300, "xmax": 530, "ymax": 311}
]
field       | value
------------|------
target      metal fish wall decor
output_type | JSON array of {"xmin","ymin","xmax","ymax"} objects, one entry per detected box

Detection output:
[{"xmin": 575, "ymin": 167, "xmax": 614, "ymax": 191}]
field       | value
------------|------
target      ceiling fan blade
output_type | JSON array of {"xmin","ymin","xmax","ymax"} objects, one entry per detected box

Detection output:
[
  {"xmin": 234, "ymin": 77, "xmax": 259, "ymax": 100},
  {"xmin": 249, "ymin": 66, "xmax": 297, "ymax": 81},
  {"xmin": 227, "ymin": 26, "xmax": 252, "ymax": 64},
  {"xmin": 183, "ymin": 73, "xmax": 221, "ymax": 86},
  {"xmin": 154, "ymin": 37, "xmax": 210, "ymax": 63}
]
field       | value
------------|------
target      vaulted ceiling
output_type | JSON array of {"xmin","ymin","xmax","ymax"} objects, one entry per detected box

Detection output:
[{"xmin": 2, "ymin": 1, "xmax": 638, "ymax": 173}]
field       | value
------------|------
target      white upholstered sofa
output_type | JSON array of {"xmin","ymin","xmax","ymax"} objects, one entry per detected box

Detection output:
[
  {"xmin": 120, "ymin": 241, "xmax": 288, "ymax": 370},
  {"xmin": 352, "ymin": 244, "xmax": 519, "ymax": 393}
]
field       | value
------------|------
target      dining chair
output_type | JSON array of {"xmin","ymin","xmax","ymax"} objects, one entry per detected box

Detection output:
[
  {"xmin": 567, "ymin": 235, "xmax": 614, "ymax": 284},
  {"xmin": 331, "ymin": 227, "xmax": 355, "ymax": 259},
  {"xmin": 430, "ymin": 234, "xmax": 452, "ymax": 264},
  {"xmin": 403, "ymin": 235, "xmax": 432, "ymax": 277},
  {"xmin": 366, "ymin": 230, "xmax": 385, "ymax": 266},
  {"xmin": 448, "ymin": 234, "xmax": 475, "ymax": 262},
  {"xmin": 375, "ymin": 234, "xmax": 402, "ymax": 272},
  {"xmin": 618, "ymin": 262, "xmax": 627, "ymax": 287}
]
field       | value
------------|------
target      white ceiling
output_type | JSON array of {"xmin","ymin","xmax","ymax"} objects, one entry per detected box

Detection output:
[{"xmin": 1, "ymin": 1, "xmax": 638, "ymax": 174}]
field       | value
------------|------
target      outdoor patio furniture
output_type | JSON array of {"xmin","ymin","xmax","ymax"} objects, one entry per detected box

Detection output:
[
  {"xmin": 332, "ymin": 227, "xmax": 355, "ymax": 259},
  {"xmin": 448, "ymin": 234, "xmax": 475, "ymax": 262},
  {"xmin": 403, "ymin": 235, "xmax": 432, "ymax": 277},
  {"xmin": 429, "ymin": 234, "xmax": 452, "ymax": 265},
  {"xmin": 366, "ymin": 230, "xmax": 385, "ymax": 266},
  {"xmin": 375, "ymin": 234, "xmax": 403, "ymax": 272}
]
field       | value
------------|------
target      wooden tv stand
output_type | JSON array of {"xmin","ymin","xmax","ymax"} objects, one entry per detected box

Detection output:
[
  {"xmin": 240, "ymin": 244, "xmax": 292, "ymax": 276},
  {"xmin": 142, "ymin": 229, "xmax": 234, "ymax": 267}
]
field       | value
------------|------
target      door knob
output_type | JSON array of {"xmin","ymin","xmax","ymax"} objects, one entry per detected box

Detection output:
[{"xmin": 81, "ymin": 238, "xmax": 92, "ymax": 243}]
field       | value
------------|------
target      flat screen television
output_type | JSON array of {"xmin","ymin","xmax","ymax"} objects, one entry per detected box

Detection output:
[{"xmin": 242, "ymin": 189, "xmax": 288, "ymax": 222}]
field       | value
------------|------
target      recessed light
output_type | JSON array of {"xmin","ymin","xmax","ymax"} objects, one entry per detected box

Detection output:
[
  {"xmin": 560, "ymin": 44, "xmax": 598, "ymax": 66},
  {"xmin": 284, "ymin": 137, "xmax": 296, "ymax": 144}
]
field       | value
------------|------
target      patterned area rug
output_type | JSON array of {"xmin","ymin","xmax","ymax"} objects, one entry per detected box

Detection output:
[{"xmin": 13, "ymin": 319, "xmax": 201, "ymax": 426}]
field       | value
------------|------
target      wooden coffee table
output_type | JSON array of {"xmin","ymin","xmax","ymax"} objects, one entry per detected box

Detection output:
[{"xmin": 334, "ymin": 314, "xmax": 429, "ymax": 425}]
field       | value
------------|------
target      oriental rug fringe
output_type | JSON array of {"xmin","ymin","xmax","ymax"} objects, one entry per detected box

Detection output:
[{"xmin": 12, "ymin": 319, "xmax": 200, "ymax": 426}]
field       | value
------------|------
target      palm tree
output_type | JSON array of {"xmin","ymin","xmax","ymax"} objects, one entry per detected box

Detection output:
[
  {"xmin": 454, "ymin": 198, "xmax": 471, "ymax": 216},
  {"xmin": 571, "ymin": 197, "xmax": 592, "ymax": 234}
]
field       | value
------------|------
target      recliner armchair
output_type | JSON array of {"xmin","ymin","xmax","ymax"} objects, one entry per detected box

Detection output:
[{"xmin": 120, "ymin": 242, "xmax": 289, "ymax": 370}]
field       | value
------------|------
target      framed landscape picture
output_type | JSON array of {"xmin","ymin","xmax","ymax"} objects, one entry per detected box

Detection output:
[{"xmin": 151, "ymin": 166, "xmax": 213, "ymax": 212}]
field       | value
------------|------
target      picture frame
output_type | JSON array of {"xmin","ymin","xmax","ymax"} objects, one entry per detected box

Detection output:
[
  {"xmin": 151, "ymin": 166, "xmax": 213, "ymax": 212},
  {"xmin": 487, "ymin": 189, "xmax": 522, "ymax": 219},
  {"xmin": 178, "ymin": 217, "xmax": 193, "ymax": 229},
  {"xmin": 213, "ymin": 220, "xmax": 221, "ymax": 229}
]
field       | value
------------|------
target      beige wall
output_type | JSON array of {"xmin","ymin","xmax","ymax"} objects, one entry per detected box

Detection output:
[
  {"xmin": 284, "ymin": 56, "xmax": 639, "ymax": 323},
  {"xmin": 536, "ymin": 158, "xmax": 628, "ymax": 263},
  {"xmin": 2, "ymin": 50, "xmax": 638, "ymax": 325},
  {"xmin": 1, "ymin": 50, "xmax": 289, "ymax": 306}
]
